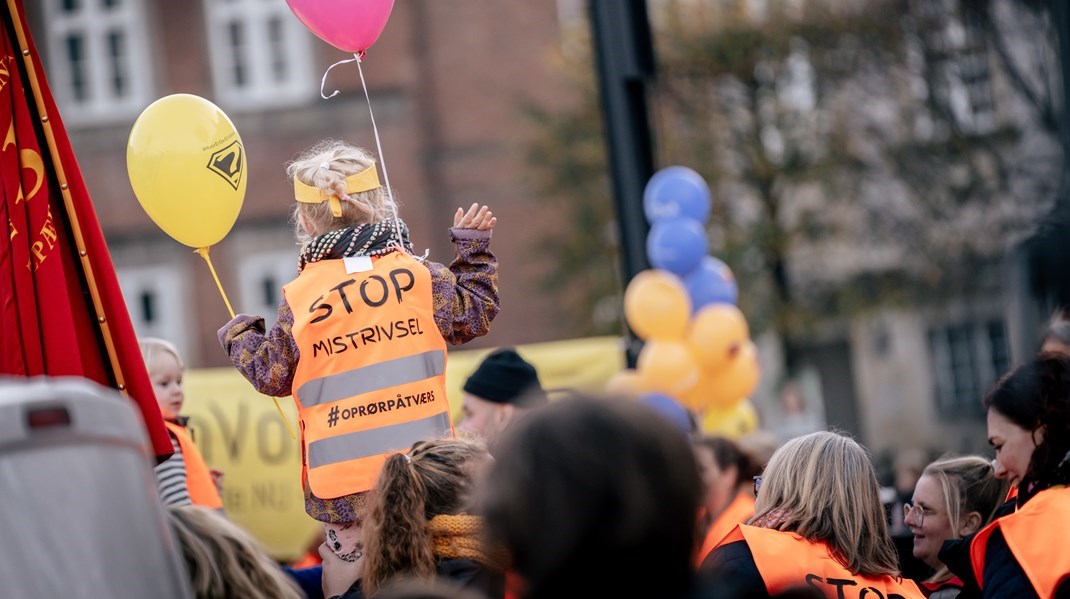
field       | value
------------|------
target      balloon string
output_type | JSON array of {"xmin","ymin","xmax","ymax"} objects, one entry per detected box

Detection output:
[
  {"xmin": 194, "ymin": 247, "xmax": 234, "ymax": 318},
  {"xmin": 194, "ymin": 246, "xmax": 296, "ymax": 441},
  {"xmin": 354, "ymin": 53, "xmax": 406, "ymax": 255},
  {"xmin": 319, "ymin": 56, "xmax": 359, "ymax": 99}
]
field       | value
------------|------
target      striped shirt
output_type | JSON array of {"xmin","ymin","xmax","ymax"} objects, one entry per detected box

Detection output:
[{"xmin": 154, "ymin": 432, "xmax": 192, "ymax": 506}]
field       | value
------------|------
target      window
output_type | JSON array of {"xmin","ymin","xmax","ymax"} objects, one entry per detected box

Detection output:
[
  {"xmin": 928, "ymin": 318, "xmax": 1010, "ymax": 418},
  {"xmin": 238, "ymin": 250, "xmax": 300, "ymax": 329},
  {"xmin": 42, "ymin": 0, "xmax": 152, "ymax": 124},
  {"xmin": 203, "ymin": 0, "xmax": 314, "ymax": 108},
  {"xmin": 116, "ymin": 264, "xmax": 188, "ymax": 355},
  {"xmin": 910, "ymin": 0, "xmax": 997, "ymax": 134}
]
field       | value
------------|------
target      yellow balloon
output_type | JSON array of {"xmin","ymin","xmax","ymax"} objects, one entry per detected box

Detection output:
[
  {"xmin": 127, "ymin": 94, "xmax": 247, "ymax": 248},
  {"xmin": 637, "ymin": 339, "xmax": 699, "ymax": 395},
  {"xmin": 605, "ymin": 369, "xmax": 648, "ymax": 398},
  {"xmin": 687, "ymin": 304, "xmax": 749, "ymax": 372},
  {"xmin": 706, "ymin": 340, "xmax": 761, "ymax": 410},
  {"xmin": 701, "ymin": 399, "xmax": 758, "ymax": 439},
  {"xmin": 623, "ymin": 269, "xmax": 691, "ymax": 340}
]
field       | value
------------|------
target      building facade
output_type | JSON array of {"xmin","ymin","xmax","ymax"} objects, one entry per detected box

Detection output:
[{"xmin": 28, "ymin": 0, "xmax": 577, "ymax": 366}]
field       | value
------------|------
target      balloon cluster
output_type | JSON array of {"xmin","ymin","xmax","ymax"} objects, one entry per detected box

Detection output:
[{"xmin": 609, "ymin": 167, "xmax": 760, "ymax": 438}]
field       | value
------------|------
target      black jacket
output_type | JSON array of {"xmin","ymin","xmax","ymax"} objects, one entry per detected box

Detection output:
[
  {"xmin": 332, "ymin": 558, "xmax": 504, "ymax": 599},
  {"xmin": 939, "ymin": 498, "xmax": 1036, "ymax": 599}
]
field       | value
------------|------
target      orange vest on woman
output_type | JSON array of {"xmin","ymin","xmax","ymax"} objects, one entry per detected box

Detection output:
[
  {"xmin": 163, "ymin": 420, "xmax": 223, "ymax": 509},
  {"xmin": 283, "ymin": 251, "xmax": 452, "ymax": 499},
  {"xmin": 696, "ymin": 492, "xmax": 755, "ymax": 566},
  {"xmin": 717, "ymin": 524, "xmax": 925, "ymax": 599},
  {"xmin": 970, "ymin": 486, "xmax": 1070, "ymax": 598}
]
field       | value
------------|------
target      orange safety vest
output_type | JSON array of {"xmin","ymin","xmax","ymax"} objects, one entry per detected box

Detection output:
[
  {"xmin": 283, "ymin": 251, "xmax": 452, "ymax": 499},
  {"xmin": 696, "ymin": 492, "xmax": 755, "ymax": 566},
  {"xmin": 718, "ymin": 524, "xmax": 925, "ymax": 599},
  {"xmin": 970, "ymin": 486, "xmax": 1070, "ymax": 598},
  {"xmin": 163, "ymin": 420, "xmax": 223, "ymax": 509}
]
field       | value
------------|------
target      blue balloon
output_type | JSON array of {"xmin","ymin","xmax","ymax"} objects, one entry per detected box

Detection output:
[
  {"xmin": 646, "ymin": 218, "xmax": 708, "ymax": 277},
  {"xmin": 683, "ymin": 256, "xmax": 738, "ymax": 311},
  {"xmin": 643, "ymin": 166, "xmax": 712, "ymax": 225},
  {"xmin": 639, "ymin": 392, "xmax": 694, "ymax": 435}
]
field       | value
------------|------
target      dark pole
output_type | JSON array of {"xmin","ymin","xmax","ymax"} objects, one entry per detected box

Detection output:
[{"xmin": 588, "ymin": 0, "xmax": 656, "ymax": 367}]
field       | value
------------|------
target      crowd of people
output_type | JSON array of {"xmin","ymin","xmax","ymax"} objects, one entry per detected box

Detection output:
[{"xmin": 137, "ymin": 139, "xmax": 1070, "ymax": 599}]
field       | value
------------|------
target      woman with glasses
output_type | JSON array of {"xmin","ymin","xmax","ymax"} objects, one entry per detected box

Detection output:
[
  {"xmin": 699, "ymin": 430, "xmax": 925, "ymax": 598},
  {"xmin": 964, "ymin": 353, "xmax": 1070, "ymax": 598},
  {"xmin": 902, "ymin": 456, "xmax": 1007, "ymax": 598}
]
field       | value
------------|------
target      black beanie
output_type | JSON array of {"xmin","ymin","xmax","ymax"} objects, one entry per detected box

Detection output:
[{"xmin": 463, "ymin": 348, "xmax": 545, "ymax": 405}]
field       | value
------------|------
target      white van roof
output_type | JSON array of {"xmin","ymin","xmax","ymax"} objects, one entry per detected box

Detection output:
[{"xmin": 0, "ymin": 377, "xmax": 191, "ymax": 598}]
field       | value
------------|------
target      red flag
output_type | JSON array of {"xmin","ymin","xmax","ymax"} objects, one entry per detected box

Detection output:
[{"xmin": 0, "ymin": 0, "xmax": 172, "ymax": 458}]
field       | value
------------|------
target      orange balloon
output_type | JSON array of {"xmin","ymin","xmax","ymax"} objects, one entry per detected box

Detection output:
[
  {"xmin": 701, "ymin": 399, "xmax": 759, "ymax": 439},
  {"xmin": 704, "ymin": 341, "xmax": 761, "ymax": 410},
  {"xmin": 605, "ymin": 369, "xmax": 647, "ymax": 398},
  {"xmin": 623, "ymin": 269, "xmax": 691, "ymax": 341},
  {"xmin": 637, "ymin": 339, "xmax": 699, "ymax": 395},
  {"xmin": 677, "ymin": 372, "xmax": 717, "ymax": 412},
  {"xmin": 687, "ymin": 304, "xmax": 749, "ymax": 372}
]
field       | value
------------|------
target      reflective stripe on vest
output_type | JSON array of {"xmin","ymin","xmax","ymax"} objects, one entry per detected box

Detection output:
[
  {"xmin": 297, "ymin": 349, "xmax": 445, "ymax": 408},
  {"xmin": 163, "ymin": 420, "xmax": 223, "ymax": 509},
  {"xmin": 970, "ymin": 486, "xmax": 1070, "ymax": 598},
  {"xmin": 718, "ymin": 524, "xmax": 925, "ymax": 599},
  {"xmin": 308, "ymin": 411, "xmax": 452, "ymax": 468},
  {"xmin": 283, "ymin": 251, "xmax": 452, "ymax": 499}
]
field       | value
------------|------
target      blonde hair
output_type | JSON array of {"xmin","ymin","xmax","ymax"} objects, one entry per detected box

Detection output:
[
  {"xmin": 166, "ymin": 505, "xmax": 303, "ymax": 599},
  {"xmin": 921, "ymin": 455, "xmax": 1008, "ymax": 583},
  {"xmin": 139, "ymin": 337, "xmax": 184, "ymax": 374},
  {"xmin": 362, "ymin": 437, "xmax": 491, "ymax": 596},
  {"xmin": 753, "ymin": 430, "xmax": 901, "ymax": 578},
  {"xmin": 286, "ymin": 139, "xmax": 395, "ymax": 242}
]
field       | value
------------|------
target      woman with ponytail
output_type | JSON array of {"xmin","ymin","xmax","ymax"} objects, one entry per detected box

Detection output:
[
  {"xmin": 321, "ymin": 437, "xmax": 503, "ymax": 599},
  {"xmin": 902, "ymin": 456, "xmax": 1007, "ymax": 597}
]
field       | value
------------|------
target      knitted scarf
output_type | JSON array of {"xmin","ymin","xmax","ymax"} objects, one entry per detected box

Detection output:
[
  {"xmin": 298, "ymin": 218, "xmax": 414, "ymax": 273},
  {"xmin": 428, "ymin": 514, "xmax": 503, "ymax": 568}
]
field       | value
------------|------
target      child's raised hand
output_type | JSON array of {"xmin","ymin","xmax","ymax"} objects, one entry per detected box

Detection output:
[{"xmin": 454, "ymin": 203, "xmax": 497, "ymax": 231}]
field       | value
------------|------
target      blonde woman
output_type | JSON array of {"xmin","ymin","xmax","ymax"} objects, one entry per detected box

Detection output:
[
  {"xmin": 700, "ymin": 430, "xmax": 925, "ymax": 599},
  {"xmin": 218, "ymin": 140, "xmax": 499, "ymax": 563},
  {"xmin": 903, "ymin": 456, "xmax": 1007, "ymax": 598},
  {"xmin": 167, "ymin": 505, "xmax": 303, "ymax": 599},
  {"xmin": 140, "ymin": 337, "xmax": 223, "ymax": 509}
]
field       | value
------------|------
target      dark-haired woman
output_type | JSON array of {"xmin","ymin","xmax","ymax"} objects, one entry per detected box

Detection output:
[
  {"xmin": 693, "ymin": 435, "xmax": 756, "ymax": 565},
  {"xmin": 970, "ymin": 353, "xmax": 1070, "ymax": 598}
]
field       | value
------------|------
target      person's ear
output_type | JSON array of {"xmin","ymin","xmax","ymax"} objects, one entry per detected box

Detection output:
[
  {"xmin": 725, "ymin": 464, "xmax": 740, "ymax": 486},
  {"xmin": 496, "ymin": 403, "xmax": 516, "ymax": 426},
  {"xmin": 960, "ymin": 511, "xmax": 983, "ymax": 536},
  {"xmin": 1032, "ymin": 425, "xmax": 1046, "ymax": 447}
]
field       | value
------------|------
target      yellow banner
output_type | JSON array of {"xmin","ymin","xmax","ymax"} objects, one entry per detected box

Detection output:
[{"xmin": 182, "ymin": 336, "xmax": 624, "ymax": 561}]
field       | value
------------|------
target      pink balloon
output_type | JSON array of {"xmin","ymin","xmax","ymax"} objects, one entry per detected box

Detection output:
[{"xmin": 285, "ymin": 0, "xmax": 395, "ymax": 53}]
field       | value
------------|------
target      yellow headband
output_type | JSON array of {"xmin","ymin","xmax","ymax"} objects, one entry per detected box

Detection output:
[{"xmin": 293, "ymin": 165, "xmax": 380, "ymax": 217}]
